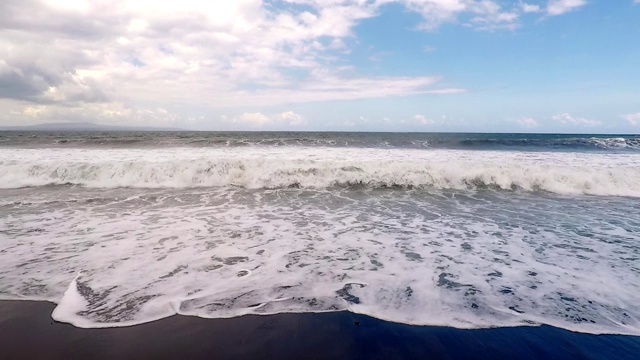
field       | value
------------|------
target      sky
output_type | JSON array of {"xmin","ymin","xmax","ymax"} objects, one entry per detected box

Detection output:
[{"xmin": 0, "ymin": 0, "xmax": 639, "ymax": 133}]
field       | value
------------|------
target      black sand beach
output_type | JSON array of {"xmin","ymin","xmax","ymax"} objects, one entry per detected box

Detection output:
[{"xmin": 1, "ymin": 300, "xmax": 638, "ymax": 360}]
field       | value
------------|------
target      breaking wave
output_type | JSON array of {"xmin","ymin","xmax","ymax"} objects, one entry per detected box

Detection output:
[{"xmin": 2, "ymin": 153, "xmax": 640, "ymax": 196}]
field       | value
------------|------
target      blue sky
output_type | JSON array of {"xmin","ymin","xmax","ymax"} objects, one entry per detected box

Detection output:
[{"xmin": 1, "ymin": 0, "xmax": 639, "ymax": 132}]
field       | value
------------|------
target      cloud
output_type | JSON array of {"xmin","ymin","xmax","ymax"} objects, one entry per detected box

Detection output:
[
  {"xmin": 546, "ymin": 0, "xmax": 587, "ymax": 16},
  {"xmin": 1, "ymin": 1, "xmax": 377, "ymax": 104},
  {"xmin": 342, "ymin": 115, "xmax": 373, "ymax": 127},
  {"xmin": 423, "ymin": 88, "xmax": 467, "ymax": 94},
  {"xmin": 378, "ymin": 0, "xmax": 522, "ymax": 31},
  {"xmin": 231, "ymin": 112, "xmax": 271, "ymax": 126},
  {"xmin": 622, "ymin": 113, "xmax": 640, "ymax": 126},
  {"xmin": 0, "ymin": 37, "xmax": 111, "ymax": 104},
  {"xmin": 0, "ymin": 2, "xmax": 463, "ymax": 108},
  {"xmin": 279, "ymin": 111, "xmax": 306, "ymax": 126},
  {"xmin": 414, "ymin": 114, "xmax": 434, "ymax": 125},
  {"xmin": 4, "ymin": 102, "xmax": 183, "ymax": 126},
  {"xmin": 517, "ymin": 117, "xmax": 538, "ymax": 128},
  {"xmin": 551, "ymin": 113, "xmax": 600, "ymax": 126},
  {"xmin": 202, "ymin": 76, "xmax": 453, "ymax": 108},
  {"xmin": 520, "ymin": 3, "xmax": 542, "ymax": 13},
  {"xmin": 224, "ymin": 111, "xmax": 306, "ymax": 127}
]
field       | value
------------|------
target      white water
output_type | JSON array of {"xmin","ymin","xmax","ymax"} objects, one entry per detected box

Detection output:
[
  {"xmin": 1, "ymin": 147, "xmax": 640, "ymax": 196},
  {"xmin": 1, "ymin": 146, "xmax": 639, "ymax": 334},
  {"xmin": 1, "ymin": 184, "xmax": 639, "ymax": 334}
]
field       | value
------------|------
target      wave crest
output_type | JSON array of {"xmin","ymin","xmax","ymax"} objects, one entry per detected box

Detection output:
[{"xmin": 2, "ymin": 157, "xmax": 639, "ymax": 197}]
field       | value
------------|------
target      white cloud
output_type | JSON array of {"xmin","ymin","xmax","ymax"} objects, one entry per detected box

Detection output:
[
  {"xmin": 279, "ymin": 111, "xmax": 306, "ymax": 126},
  {"xmin": 546, "ymin": 0, "xmax": 587, "ymax": 16},
  {"xmin": 551, "ymin": 113, "xmax": 600, "ymax": 126},
  {"xmin": 1, "ymin": 1, "xmax": 466, "ymax": 123},
  {"xmin": 341, "ymin": 115, "xmax": 373, "ymax": 128},
  {"xmin": 232, "ymin": 112, "xmax": 271, "ymax": 126},
  {"xmin": 224, "ymin": 111, "xmax": 306, "ymax": 127},
  {"xmin": 378, "ymin": 0, "xmax": 522, "ymax": 31},
  {"xmin": 328, "ymin": 38, "xmax": 349, "ymax": 52},
  {"xmin": 414, "ymin": 114, "xmax": 435, "ymax": 125},
  {"xmin": 423, "ymin": 88, "xmax": 467, "ymax": 94},
  {"xmin": 517, "ymin": 117, "xmax": 538, "ymax": 128},
  {"xmin": 521, "ymin": 3, "xmax": 542, "ymax": 13},
  {"xmin": 5, "ymin": 102, "xmax": 182, "ymax": 126},
  {"xmin": 622, "ymin": 113, "xmax": 640, "ymax": 126}
]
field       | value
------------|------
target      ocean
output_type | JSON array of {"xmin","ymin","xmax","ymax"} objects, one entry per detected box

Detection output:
[{"xmin": 0, "ymin": 131, "xmax": 639, "ymax": 335}]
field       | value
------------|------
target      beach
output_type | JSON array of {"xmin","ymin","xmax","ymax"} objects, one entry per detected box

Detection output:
[{"xmin": 1, "ymin": 300, "xmax": 639, "ymax": 359}]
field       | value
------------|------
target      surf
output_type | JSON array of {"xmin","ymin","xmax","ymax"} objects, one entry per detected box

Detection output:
[{"xmin": 1, "ymin": 147, "xmax": 640, "ymax": 197}]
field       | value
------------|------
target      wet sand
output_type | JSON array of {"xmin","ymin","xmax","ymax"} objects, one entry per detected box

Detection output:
[{"xmin": 1, "ymin": 300, "xmax": 638, "ymax": 360}]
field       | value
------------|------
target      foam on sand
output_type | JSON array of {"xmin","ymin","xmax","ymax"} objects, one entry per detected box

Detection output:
[{"xmin": 1, "ymin": 185, "xmax": 638, "ymax": 334}]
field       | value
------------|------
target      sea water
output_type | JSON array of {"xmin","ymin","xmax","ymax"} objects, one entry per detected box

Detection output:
[{"xmin": 0, "ymin": 132, "xmax": 638, "ymax": 334}]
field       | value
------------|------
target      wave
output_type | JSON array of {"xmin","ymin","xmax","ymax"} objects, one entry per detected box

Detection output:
[{"xmin": 2, "ymin": 157, "xmax": 639, "ymax": 196}]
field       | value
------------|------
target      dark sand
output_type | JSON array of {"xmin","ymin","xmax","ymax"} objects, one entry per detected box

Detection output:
[{"xmin": 1, "ymin": 300, "xmax": 638, "ymax": 360}]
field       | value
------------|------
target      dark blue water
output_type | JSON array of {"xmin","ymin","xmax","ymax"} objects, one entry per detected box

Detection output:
[{"xmin": 1, "ymin": 131, "xmax": 639, "ymax": 152}]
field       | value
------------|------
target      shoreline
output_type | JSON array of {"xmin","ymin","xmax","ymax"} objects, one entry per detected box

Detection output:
[{"xmin": 1, "ymin": 300, "xmax": 639, "ymax": 360}]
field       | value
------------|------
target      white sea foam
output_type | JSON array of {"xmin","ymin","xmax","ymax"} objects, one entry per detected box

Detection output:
[
  {"xmin": 1, "ymin": 147, "xmax": 640, "ymax": 197},
  {"xmin": 0, "ymin": 186, "xmax": 638, "ymax": 334}
]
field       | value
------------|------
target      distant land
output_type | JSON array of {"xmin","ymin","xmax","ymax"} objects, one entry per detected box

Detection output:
[{"xmin": 0, "ymin": 122, "xmax": 187, "ymax": 132}]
